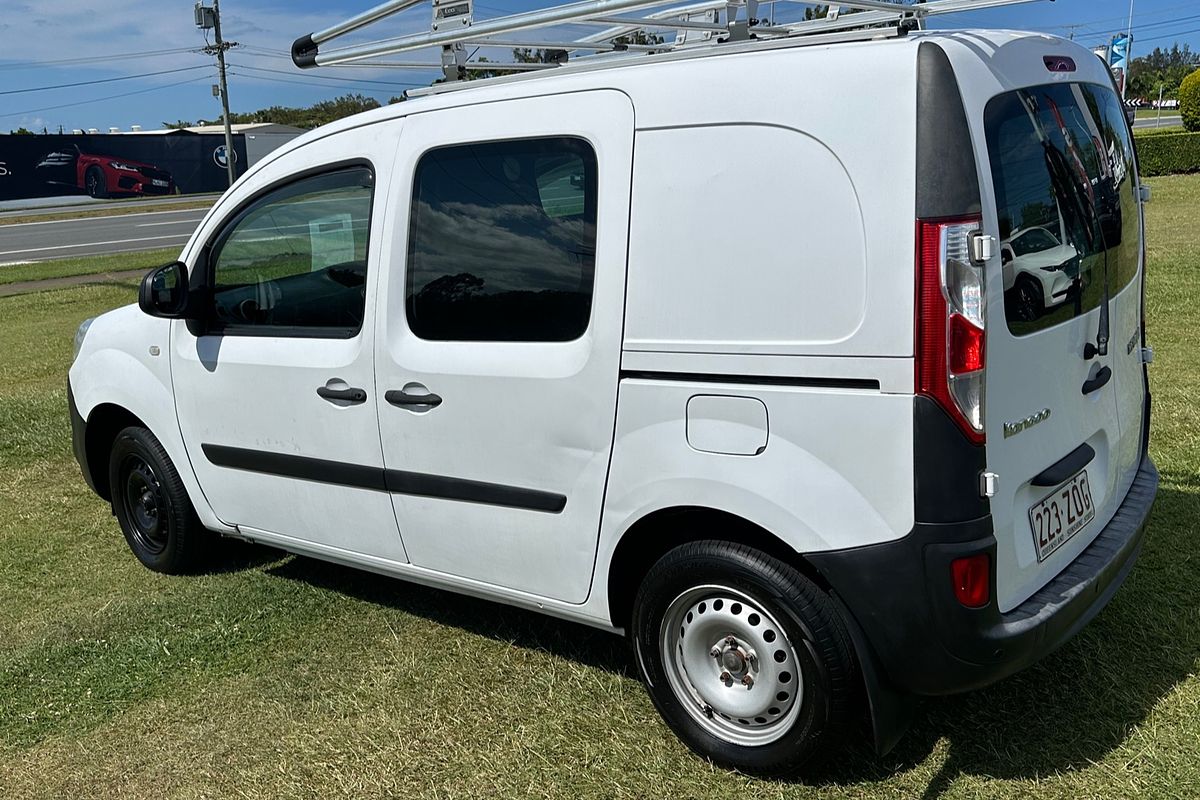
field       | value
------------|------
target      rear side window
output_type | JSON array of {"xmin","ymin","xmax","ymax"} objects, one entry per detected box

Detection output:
[
  {"xmin": 405, "ymin": 137, "xmax": 597, "ymax": 342},
  {"xmin": 985, "ymin": 82, "xmax": 1139, "ymax": 335},
  {"xmin": 208, "ymin": 167, "xmax": 374, "ymax": 337}
]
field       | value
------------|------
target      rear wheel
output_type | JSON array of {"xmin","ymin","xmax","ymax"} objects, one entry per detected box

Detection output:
[
  {"xmin": 85, "ymin": 166, "xmax": 107, "ymax": 198},
  {"xmin": 631, "ymin": 541, "xmax": 858, "ymax": 776},
  {"xmin": 108, "ymin": 426, "xmax": 207, "ymax": 573}
]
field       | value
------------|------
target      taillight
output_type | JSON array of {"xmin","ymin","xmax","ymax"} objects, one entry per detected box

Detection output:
[
  {"xmin": 950, "ymin": 553, "xmax": 991, "ymax": 608},
  {"xmin": 917, "ymin": 217, "xmax": 986, "ymax": 444}
]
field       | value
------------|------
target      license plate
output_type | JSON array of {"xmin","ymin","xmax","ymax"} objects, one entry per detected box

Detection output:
[
  {"xmin": 1028, "ymin": 469, "xmax": 1095, "ymax": 562},
  {"xmin": 151, "ymin": 179, "xmax": 168, "ymax": 187}
]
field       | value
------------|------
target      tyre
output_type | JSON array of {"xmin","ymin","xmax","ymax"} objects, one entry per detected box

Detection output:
[
  {"xmin": 85, "ymin": 166, "xmax": 108, "ymax": 199},
  {"xmin": 108, "ymin": 426, "xmax": 207, "ymax": 574},
  {"xmin": 1012, "ymin": 276, "xmax": 1044, "ymax": 322},
  {"xmin": 631, "ymin": 541, "xmax": 858, "ymax": 776}
]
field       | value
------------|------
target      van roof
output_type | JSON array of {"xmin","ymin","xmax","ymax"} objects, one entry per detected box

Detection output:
[{"xmin": 253, "ymin": 27, "xmax": 1092, "ymax": 175}]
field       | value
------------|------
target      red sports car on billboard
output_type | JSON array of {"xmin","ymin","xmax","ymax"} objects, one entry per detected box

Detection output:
[{"xmin": 36, "ymin": 145, "xmax": 175, "ymax": 198}]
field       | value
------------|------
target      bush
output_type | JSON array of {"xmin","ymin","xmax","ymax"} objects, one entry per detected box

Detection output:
[
  {"xmin": 1135, "ymin": 131, "xmax": 1200, "ymax": 176},
  {"xmin": 1181, "ymin": 68, "xmax": 1200, "ymax": 132}
]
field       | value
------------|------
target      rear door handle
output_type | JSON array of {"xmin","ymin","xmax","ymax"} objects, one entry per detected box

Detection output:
[
  {"xmin": 385, "ymin": 389, "xmax": 442, "ymax": 408},
  {"xmin": 1081, "ymin": 365, "xmax": 1112, "ymax": 396},
  {"xmin": 317, "ymin": 384, "xmax": 367, "ymax": 404}
]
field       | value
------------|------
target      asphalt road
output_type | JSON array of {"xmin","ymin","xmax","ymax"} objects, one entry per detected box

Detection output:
[
  {"xmin": 0, "ymin": 203, "xmax": 212, "ymax": 264},
  {"xmin": 1133, "ymin": 114, "xmax": 1183, "ymax": 129}
]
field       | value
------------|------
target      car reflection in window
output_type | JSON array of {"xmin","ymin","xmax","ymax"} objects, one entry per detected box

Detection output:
[{"xmin": 1001, "ymin": 224, "xmax": 1080, "ymax": 323}]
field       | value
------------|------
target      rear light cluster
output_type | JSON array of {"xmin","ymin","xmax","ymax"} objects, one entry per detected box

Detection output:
[
  {"xmin": 917, "ymin": 217, "xmax": 986, "ymax": 444},
  {"xmin": 950, "ymin": 553, "xmax": 991, "ymax": 608}
]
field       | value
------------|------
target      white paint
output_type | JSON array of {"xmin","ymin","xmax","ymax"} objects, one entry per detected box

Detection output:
[{"xmin": 0, "ymin": 233, "xmax": 193, "ymax": 257}]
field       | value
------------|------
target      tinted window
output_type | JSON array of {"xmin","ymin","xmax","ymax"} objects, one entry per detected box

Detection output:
[
  {"xmin": 985, "ymin": 82, "xmax": 1139, "ymax": 335},
  {"xmin": 406, "ymin": 138, "xmax": 597, "ymax": 341},
  {"xmin": 209, "ymin": 167, "xmax": 373, "ymax": 336}
]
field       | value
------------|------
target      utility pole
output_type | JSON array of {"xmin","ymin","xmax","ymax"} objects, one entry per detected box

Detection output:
[
  {"xmin": 1122, "ymin": 0, "xmax": 1135, "ymax": 100},
  {"xmin": 196, "ymin": 1, "xmax": 238, "ymax": 187}
]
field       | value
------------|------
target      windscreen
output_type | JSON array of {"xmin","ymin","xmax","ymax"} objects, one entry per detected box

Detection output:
[{"xmin": 985, "ymin": 82, "xmax": 1139, "ymax": 335}]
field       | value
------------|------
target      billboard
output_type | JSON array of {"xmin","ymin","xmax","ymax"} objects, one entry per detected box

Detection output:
[
  {"xmin": 1109, "ymin": 33, "xmax": 1131, "ymax": 96},
  {"xmin": 0, "ymin": 132, "xmax": 247, "ymax": 202}
]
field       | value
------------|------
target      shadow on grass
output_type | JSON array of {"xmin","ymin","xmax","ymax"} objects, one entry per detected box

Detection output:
[
  {"xmin": 262, "ymin": 551, "xmax": 634, "ymax": 679},
  {"xmin": 250, "ymin": 480, "xmax": 1197, "ymax": 794}
]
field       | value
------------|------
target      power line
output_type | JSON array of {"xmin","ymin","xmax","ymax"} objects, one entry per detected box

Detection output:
[
  {"xmin": 0, "ymin": 47, "xmax": 203, "ymax": 70},
  {"xmin": 227, "ymin": 69, "xmax": 424, "ymax": 93},
  {"xmin": 0, "ymin": 75, "xmax": 212, "ymax": 120},
  {"xmin": 0, "ymin": 64, "xmax": 210, "ymax": 96},
  {"xmin": 229, "ymin": 62, "xmax": 427, "ymax": 87}
]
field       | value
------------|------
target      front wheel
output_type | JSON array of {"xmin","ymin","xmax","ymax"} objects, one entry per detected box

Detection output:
[
  {"xmin": 108, "ymin": 426, "xmax": 208, "ymax": 574},
  {"xmin": 632, "ymin": 541, "xmax": 859, "ymax": 776},
  {"xmin": 85, "ymin": 166, "xmax": 107, "ymax": 199}
]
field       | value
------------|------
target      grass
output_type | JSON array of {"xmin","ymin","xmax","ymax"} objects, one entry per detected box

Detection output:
[
  {"xmin": 0, "ymin": 177, "xmax": 1198, "ymax": 798},
  {"xmin": 0, "ymin": 199, "xmax": 215, "ymax": 228},
  {"xmin": 0, "ymin": 248, "xmax": 178, "ymax": 287}
]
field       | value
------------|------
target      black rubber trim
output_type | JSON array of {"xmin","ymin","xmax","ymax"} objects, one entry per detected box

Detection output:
[
  {"xmin": 291, "ymin": 34, "xmax": 318, "ymax": 68},
  {"xmin": 916, "ymin": 41, "xmax": 983, "ymax": 218},
  {"xmin": 619, "ymin": 370, "xmax": 879, "ymax": 391},
  {"xmin": 912, "ymin": 395, "xmax": 988, "ymax": 523},
  {"xmin": 200, "ymin": 444, "xmax": 565, "ymax": 513},
  {"xmin": 1031, "ymin": 443, "xmax": 1096, "ymax": 487},
  {"xmin": 202, "ymin": 443, "xmax": 387, "ymax": 491},
  {"xmin": 385, "ymin": 470, "xmax": 566, "ymax": 513},
  {"xmin": 68, "ymin": 381, "xmax": 99, "ymax": 495}
]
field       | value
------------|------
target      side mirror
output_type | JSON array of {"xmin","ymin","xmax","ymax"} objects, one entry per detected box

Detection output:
[
  {"xmin": 1125, "ymin": 106, "xmax": 1136, "ymax": 127},
  {"xmin": 138, "ymin": 261, "xmax": 192, "ymax": 318}
]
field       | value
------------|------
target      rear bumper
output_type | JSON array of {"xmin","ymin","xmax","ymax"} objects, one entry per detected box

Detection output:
[{"xmin": 810, "ymin": 454, "xmax": 1158, "ymax": 696}]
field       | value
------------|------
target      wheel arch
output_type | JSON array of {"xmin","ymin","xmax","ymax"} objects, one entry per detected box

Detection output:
[
  {"xmin": 605, "ymin": 506, "xmax": 830, "ymax": 633},
  {"xmin": 83, "ymin": 403, "xmax": 147, "ymax": 501}
]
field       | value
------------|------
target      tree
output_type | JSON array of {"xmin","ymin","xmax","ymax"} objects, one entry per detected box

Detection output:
[
  {"xmin": 1181, "ymin": 68, "xmax": 1200, "ymax": 132},
  {"xmin": 10, "ymin": 127, "xmax": 35, "ymax": 135},
  {"xmin": 804, "ymin": 4, "xmax": 829, "ymax": 20},
  {"xmin": 1127, "ymin": 43, "xmax": 1195, "ymax": 102}
]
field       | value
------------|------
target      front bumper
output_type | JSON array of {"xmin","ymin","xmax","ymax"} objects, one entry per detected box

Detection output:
[
  {"xmin": 810, "ymin": 454, "xmax": 1158, "ymax": 696},
  {"xmin": 68, "ymin": 381, "xmax": 99, "ymax": 495}
]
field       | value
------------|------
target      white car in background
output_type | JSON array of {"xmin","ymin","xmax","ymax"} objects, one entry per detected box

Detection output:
[{"xmin": 1001, "ymin": 225, "xmax": 1079, "ymax": 321}]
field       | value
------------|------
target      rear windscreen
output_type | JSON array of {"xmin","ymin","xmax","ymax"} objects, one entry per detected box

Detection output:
[{"xmin": 985, "ymin": 82, "xmax": 1139, "ymax": 335}]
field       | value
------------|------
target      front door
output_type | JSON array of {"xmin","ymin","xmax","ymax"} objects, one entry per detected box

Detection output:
[
  {"xmin": 374, "ymin": 91, "xmax": 633, "ymax": 603},
  {"xmin": 172, "ymin": 156, "xmax": 406, "ymax": 562}
]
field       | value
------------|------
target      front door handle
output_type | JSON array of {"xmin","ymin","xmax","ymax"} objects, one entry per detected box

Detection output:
[
  {"xmin": 385, "ymin": 388, "xmax": 442, "ymax": 408},
  {"xmin": 317, "ymin": 383, "xmax": 367, "ymax": 404},
  {"xmin": 1081, "ymin": 365, "xmax": 1112, "ymax": 396}
]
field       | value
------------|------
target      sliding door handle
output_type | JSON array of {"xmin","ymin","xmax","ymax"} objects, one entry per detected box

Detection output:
[
  {"xmin": 385, "ymin": 389, "xmax": 442, "ymax": 408},
  {"xmin": 317, "ymin": 384, "xmax": 367, "ymax": 404}
]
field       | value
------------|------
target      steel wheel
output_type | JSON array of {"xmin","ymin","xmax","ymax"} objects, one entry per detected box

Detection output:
[
  {"xmin": 660, "ymin": 584, "xmax": 804, "ymax": 746},
  {"xmin": 119, "ymin": 454, "xmax": 168, "ymax": 556}
]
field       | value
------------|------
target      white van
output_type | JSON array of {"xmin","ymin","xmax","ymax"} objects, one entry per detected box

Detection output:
[{"xmin": 68, "ymin": 26, "xmax": 1157, "ymax": 775}]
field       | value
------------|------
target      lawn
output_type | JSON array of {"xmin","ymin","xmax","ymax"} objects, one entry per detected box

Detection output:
[
  {"xmin": 0, "ymin": 176, "xmax": 1198, "ymax": 799},
  {"xmin": 0, "ymin": 248, "xmax": 178, "ymax": 287}
]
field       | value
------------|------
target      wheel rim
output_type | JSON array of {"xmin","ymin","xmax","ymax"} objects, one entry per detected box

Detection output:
[
  {"xmin": 88, "ymin": 172, "xmax": 100, "ymax": 195},
  {"xmin": 660, "ymin": 584, "xmax": 804, "ymax": 746},
  {"xmin": 121, "ymin": 455, "xmax": 168, "ymax": 555},
  {"xmin": 1017, "ymin": 282, "xmax": 1040, "ymax": 320}
]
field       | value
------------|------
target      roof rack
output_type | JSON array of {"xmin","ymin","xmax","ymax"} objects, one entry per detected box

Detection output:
[{"xmin": 291, "ymin": 0, "xmax": 1045, "ymax": 84}]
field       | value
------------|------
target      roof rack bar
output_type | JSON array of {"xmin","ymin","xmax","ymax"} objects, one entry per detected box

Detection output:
[
  {"xmin": 294, "ymin": 0, "xmax": 1049, "ymax": 70},
  {"xmin": 586, "ymin": 14, "xmax": 727, "ymax": 31},
  {"xmin": 298, "ymin": 0, "xmax": 712, "ymax": 66},
  {"xmin": 468, "ymin": 38, "xmax": 660, "ymax": 50},
  {"xmin": 578, "ymin": 0, "xmax": 725, "ymax": 43}
]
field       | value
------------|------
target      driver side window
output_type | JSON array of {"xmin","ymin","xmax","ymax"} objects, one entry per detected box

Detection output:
[{"xmin": 208, "ymin": 166, "xmax": 374, "ymax": 337}]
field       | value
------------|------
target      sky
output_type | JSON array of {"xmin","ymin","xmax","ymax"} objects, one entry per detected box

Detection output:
[{"xmin": 1, "ymin": 0, "xmax": 1198, "ymax": 133}]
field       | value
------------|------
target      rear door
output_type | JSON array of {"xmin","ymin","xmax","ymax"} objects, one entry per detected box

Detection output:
[{"xmin": 982, "ymin": 81, "xmax": 1144, "ymax": 612}]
